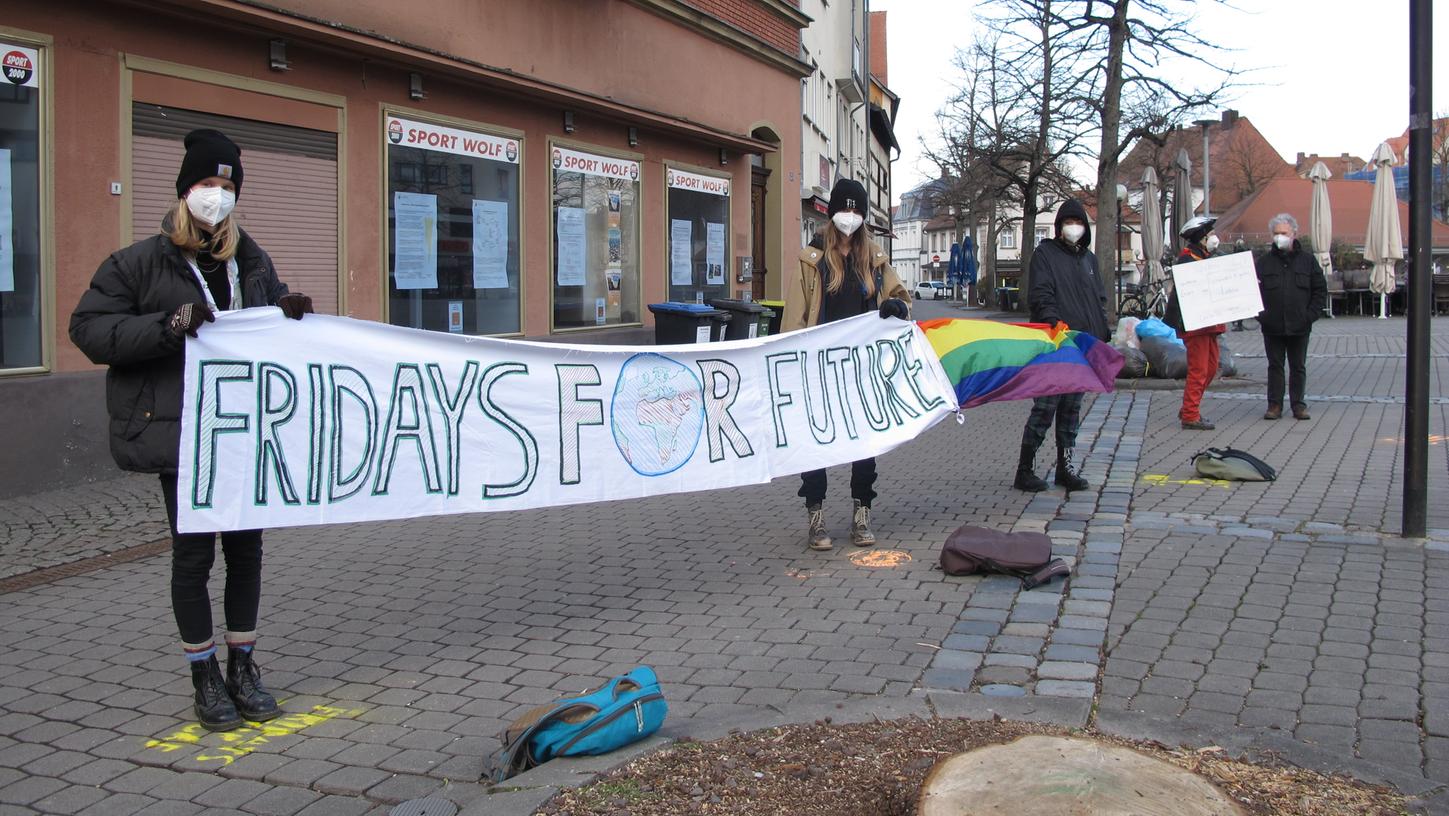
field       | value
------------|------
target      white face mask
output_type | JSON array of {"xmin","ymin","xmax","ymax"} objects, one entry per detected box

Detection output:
[
  {"xmin": 832, "ymin": 211, "xmax": 864, "ymax": 236},
  {"xmin": 1205, "ymin": 234, "xmax": 1221, "ymax": 252},
  {"xmin": 1061, "ymin": 224, "xmax": 1085, "ymax": 242},
  {"xmin": 186, "ymin": 186, "xmax": 237, "ymax": 227},
  {"xmin": 1273, "ymin": 233, "xmax": 1293, "ymax": 251}
]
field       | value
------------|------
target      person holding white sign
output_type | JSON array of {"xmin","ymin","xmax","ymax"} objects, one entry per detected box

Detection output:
[
  {"xmin": 1164, "ymin": 216, "xmax": 1227, "ymax": 430},
  {"xmin": 1256, "ymin": 213, "xmax": 1327, "ymax": 421},
  {"xmin": 783, "ymin": 178, "xmax": 911, "ymax": 551},
  {"xmin": 70, "ymin": 130, "xmax": 311, "ymax": 732}
]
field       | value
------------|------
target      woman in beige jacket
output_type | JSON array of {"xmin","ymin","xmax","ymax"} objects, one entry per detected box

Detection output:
[{"xmin": 781, "ymin": 178, "xmax": 911, "ymax": 551}]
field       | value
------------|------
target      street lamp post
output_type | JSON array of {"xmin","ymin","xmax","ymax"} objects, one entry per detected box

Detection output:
[
  {"xmin": 1116, "ymin": 183, "xmax": 1129, "ymax": 308},
  {"xmin": 1194, "ymin": 118, "xmax": 1216, "ymax": 215}
]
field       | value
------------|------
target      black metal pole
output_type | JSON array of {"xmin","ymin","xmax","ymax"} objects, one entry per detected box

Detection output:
[{"xmin": 1403, "ymin": 0, "xmax": 1431, "ymax": 537}]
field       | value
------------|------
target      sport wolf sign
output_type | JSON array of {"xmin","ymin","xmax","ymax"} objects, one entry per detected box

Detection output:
[{"xmin": 176, "ymin": 311, "xmax": 955, "ymax": 532}]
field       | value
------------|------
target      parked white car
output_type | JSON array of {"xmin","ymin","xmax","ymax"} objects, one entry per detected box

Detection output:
[{"xmin": 913, "ymin": 280, "xmax": 947, "ymax": 300}]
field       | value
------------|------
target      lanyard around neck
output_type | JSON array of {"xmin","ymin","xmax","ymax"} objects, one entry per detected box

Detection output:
[{"xmin": 185, "ymin": 255, "xmax": 241, "ymax": 312}]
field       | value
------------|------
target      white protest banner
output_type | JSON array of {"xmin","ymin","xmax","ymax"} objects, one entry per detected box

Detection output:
[
  {"xmin": 1174, "ymin": 252, "xmax": 1264, "ymax": 331},
  {"xmin": 176, "ymin": 312, "xmax": 954, "ymax": 532}
]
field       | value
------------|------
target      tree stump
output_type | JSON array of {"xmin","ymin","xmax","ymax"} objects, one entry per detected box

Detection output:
[{"xmin": 917, "ymin": 735, "xmax": 1244, "ymax": 816}]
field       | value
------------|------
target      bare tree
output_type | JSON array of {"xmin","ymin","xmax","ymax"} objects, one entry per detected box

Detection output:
[
  {"xmin": 1430, "ymin": 115, "xmax": 1449, "ymax": 221},
  {"xmin": 1218, "ymin": 126, "xmax": 1287, "ymax": 201}
]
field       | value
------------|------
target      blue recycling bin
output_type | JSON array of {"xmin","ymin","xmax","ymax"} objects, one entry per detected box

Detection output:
[{"xmin": 648, "ymin": 302, "xmax": 730, "ymax": 344}]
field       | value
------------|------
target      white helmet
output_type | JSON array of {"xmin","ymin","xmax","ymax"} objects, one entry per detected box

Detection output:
[{"xmin": 1180, "ymin": 215, "xmax": 1217, "ymax": 242}]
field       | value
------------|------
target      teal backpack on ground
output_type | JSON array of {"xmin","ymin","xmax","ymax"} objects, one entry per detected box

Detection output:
[
  {"xmin": 1192, "ymin": 447, "xmax": 1277, "ymax": 481},
  {"xmin": 485, "ymin": 666, "xmax": 667, "ymax": 782}
]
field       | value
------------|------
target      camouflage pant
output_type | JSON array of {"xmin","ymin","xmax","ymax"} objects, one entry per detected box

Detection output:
[{"xmin": 1020, "ymin": 393, "xmax": 1085, "ymax": 453}]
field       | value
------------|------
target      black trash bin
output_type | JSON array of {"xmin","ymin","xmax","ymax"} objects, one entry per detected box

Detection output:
[
  {"xmin": 708, "ymin": 309, "xmax": 734, "ymax": 342},
  {"xmin": 760, "ymin": 300, "xmax": 785, "ymax": 335},
  {"xmin": 648, "ymin": 302, "xmax": 728, "ymax": 345},
  {"xmin": 995, "ymin": 287, "xmax": 1020, "ymax": 312},
  {"xmin": 708, "ymin": 298, "xmax": 771, "ymax": 340}
]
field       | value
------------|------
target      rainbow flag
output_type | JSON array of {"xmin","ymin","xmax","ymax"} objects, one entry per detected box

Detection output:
[{"xmin": 919, "ymin": 319, "xmax": 1124, "ymax": 409}]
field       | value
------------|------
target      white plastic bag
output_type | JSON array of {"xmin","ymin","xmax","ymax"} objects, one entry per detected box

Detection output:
[{"xmin": 1114, "ymin": 316, "xmax": 1141, "ymax": 349}]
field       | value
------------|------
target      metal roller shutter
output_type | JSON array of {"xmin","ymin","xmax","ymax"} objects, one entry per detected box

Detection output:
[{"xmin": 132, "ymin": 104, "xmax": 340, "ymax": 315}]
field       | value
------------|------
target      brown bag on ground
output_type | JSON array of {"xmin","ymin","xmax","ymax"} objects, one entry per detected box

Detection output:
[{"xmin": 939, "ymin": 525, "xmax": 1070, "ymax": 590}]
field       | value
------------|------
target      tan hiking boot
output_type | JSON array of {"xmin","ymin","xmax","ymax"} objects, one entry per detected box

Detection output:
[{"xmin": 850, "ymin": 500, "xmax": 877, "ymax": 547}]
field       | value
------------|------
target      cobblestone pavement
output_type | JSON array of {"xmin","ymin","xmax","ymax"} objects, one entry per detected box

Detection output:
[{"xmin": 2, "ymin": 315, "xmax": 1448, "ymax": 815}]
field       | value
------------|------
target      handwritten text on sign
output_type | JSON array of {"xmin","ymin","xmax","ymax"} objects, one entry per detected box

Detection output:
[{"xmin": 1173, "ymin": 252, "xmax": 1265, "ymax": 331}]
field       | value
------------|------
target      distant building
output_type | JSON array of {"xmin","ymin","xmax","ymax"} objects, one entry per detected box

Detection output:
[
  {"xmin": 1295, "ymin": 152, "xmax": 1366, "ymax": 178},
  {"xmin": 1119, "ymin": 110, "xmax": 1295, "ymax": 217}
]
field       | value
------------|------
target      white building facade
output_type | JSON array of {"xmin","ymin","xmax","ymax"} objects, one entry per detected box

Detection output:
[{"xmin": 797, "ymin": 0, "xmax": 871, "ymax": 245}]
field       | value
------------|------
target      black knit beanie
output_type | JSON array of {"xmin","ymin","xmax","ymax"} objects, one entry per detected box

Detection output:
[
  {"xmin": 175, "ymin": 129, "xmax": 243, "ymax": 199},
  {"xmin": 827, "ymin": 178, "xmax": 868, "ymax": 217}
]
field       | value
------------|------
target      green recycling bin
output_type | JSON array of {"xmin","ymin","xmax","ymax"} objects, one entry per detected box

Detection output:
[
  {"xmin": 708, "ymin": 298, "xmax": 772, "ymax": 340},
  {"xmin": 760, "ymin": 300, "xmax": 785, "ymax": 336}
]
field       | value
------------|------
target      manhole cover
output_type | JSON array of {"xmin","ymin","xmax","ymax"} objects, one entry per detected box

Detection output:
[
  {"xmin": 849, "ymin": 549, "xmax": 912, "ymax": 568},
  {"xmin": 389, "ymin": 798, "xmax": 457, "ymax": 816}
]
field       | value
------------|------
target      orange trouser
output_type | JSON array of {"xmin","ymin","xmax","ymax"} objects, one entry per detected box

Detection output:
[{"xmin": 1180, "ymin": 335, "xmax": 1220, "ymax": 422}]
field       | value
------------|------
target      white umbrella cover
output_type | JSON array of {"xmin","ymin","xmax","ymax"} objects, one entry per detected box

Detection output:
[
  {"xmin": 1172, "ymin": 148, "xmax": 1194, "ymax": 257},
  {"xmin": 1364, "ymin": 142, "xmax": 1403, "ymax": 317},
  {"xmin": 1140, "ymin": 167, "xmax": 1165, "ymax": 284},
  {"xmin": 1308, "ymin": 161, "xmax": 1335, "ymax": 316}
]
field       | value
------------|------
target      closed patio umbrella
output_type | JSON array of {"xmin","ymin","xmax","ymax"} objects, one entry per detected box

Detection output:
[
  {"xmin": 1140, "ymin": 167, "xmax": 1165, "ymax": 285},
  {"xmin": 1171, "ymin": 148, "xmax": 1193, "ymax": 257},
  {"xmin": 1308, "ymin": 161, "xmax": 1335, "ymax": 317},
  {"xmin": 1364, "ymin": 142, "xmax": 1403, "ymax": 319}
]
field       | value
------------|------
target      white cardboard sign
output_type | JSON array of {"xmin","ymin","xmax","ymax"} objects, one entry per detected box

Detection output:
[{"xmin": 1174, "ymin": 252, "xmax": 1264, "ymax": 331}]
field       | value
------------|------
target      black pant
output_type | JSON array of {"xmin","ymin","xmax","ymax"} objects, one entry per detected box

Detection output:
[
  {"xmin": 1262, "ymin": 333, "xmax": 1310, "ymax": 410},
  {"xmin": 160, "ymin": 474, "xmax": 264, "ymax": 644},
  {"xmin": 799, "ymin": 458, "xmax": 877, "ymax": 507},
  {"xmin": 1020, "ymin": 393, "xmax": 1085, "ymax": 452}
]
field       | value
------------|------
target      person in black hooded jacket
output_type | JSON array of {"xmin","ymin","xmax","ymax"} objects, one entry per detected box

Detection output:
[
  {"xmin": 70, "ymin": 130, "xmax": 313, "ymax": 732},
  {"xmin": 1014, "ymin": 198, "xmax": 1110, "ymax": 493}
]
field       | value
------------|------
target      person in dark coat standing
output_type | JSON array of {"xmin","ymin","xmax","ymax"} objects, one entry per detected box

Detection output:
[
  {"xmin": 1164, "ymin": 216, "xmax": 1227, "ymax": 430},
  {"xmin": 1255, "ymin": 212, "xmax": 1327, "ymax": 420},
  {"xmin": 70, "ymin": 130, "xmax": 314, "ymax": 732},
  {"xmin": 1015, "ymin": 198, "xmax": 1111, "ymax": 492}
]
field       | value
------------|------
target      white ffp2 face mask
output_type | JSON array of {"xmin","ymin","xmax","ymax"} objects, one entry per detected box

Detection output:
[
  {"xmin": 186, "ymin": 186, "xmax": 237, "ymax": 227},
  {"xmin": 1205, "ymin": 235, "xmax": 1221, "ymax": 252},
  {"xmin": 1061, "ymin": 224, "xmax": 1085, "ymax": 242},
  {"xmin": 1273, "ymin": 234, "xmax": 1293, "ymax": 251},
  {"xmin": 832, "ymin": 212, "xmax": 864, "ymax": 236}
]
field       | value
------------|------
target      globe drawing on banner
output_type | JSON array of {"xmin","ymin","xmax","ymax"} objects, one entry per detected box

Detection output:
[{"xmin": 611, "ymin": 354, "xmax": 705, "ymax": 476}]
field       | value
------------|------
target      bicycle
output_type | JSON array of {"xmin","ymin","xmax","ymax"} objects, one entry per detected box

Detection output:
[{"xmin": 1118, "ymin": 274, "xmax": 1169, "ymax": 319}]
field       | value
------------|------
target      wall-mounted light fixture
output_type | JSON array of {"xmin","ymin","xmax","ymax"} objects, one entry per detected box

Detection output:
[
  {"xmin": 627, "ymin": 127, "xmax": 638, "ymax": 148},
  {"xmin": 408, "ymin": 73, "xmax": 426, "ymax": 101},
  {"xmin": 719, "ymin": 148, "xmax": 728, "ymax": 166},
  {"xmin": 269, "ymin": 39, "xmax": 289, "ymax": 72},
  {"xmin": 563, "ymin": 111, "xmax": 576, "ymax": 134}
]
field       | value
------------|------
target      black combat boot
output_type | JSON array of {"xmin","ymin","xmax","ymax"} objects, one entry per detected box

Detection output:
[
  {"xmin": 226, "ymin": 647, "xmax": 282, "ymax": 722},
  {"xmin": 1055, "ymin": 447, "xmax": 1090, "ymax": 491},
  {"xmin": 1013, "ymin": 445, "xmax": 1049, "ymax": 492},
  {"xmin": 191, "ymin": 655, "xmax": 242, "ymax": 732}
]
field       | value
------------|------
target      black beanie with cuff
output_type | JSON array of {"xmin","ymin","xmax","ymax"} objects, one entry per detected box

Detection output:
[{"xmin": 175, "ymin": 129, "xmax": 244, "ymax": 199}]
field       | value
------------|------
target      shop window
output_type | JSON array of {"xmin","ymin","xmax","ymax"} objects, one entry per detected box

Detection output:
[
  {"xmin": 0, "ymin": 40, "xmax": 43, "ymax": 372},
  {"xmin": 665, "ymin": 166, "xmax": 731, "ymax": 304},
  {"xmin": 551, "ymin": 144, "xmax": 641, "ymax": 330},
  {"xmin": 385, "ymin": 114, "xmax": 521, "ymax": 335}
]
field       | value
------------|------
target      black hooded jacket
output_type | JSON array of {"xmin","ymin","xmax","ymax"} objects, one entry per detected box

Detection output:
[
  {"xmin": 69, "ymin": 221, "xmax": 289, "ymax": 475},
  {"xmin": 1027, "ymin": 199, "xmax": 1111, "ymax": 341}
]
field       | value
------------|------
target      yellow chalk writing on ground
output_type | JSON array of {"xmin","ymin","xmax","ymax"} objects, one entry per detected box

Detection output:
[
  {"xmin": 145, "ymin": 704, "xmax": 363, "ymax": 764},
  {"xmin": 1140, "ymin": 474, "xmax": 1232, "ymax": 490}
]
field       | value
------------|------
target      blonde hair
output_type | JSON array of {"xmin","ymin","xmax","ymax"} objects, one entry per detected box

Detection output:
[
  {"xmin": 818, "ymin": 221, "xmax": 877, "ymax": 297},
  {"xmin": 167, "ymin": 199, "xmax": 240, "ymax": 260}
]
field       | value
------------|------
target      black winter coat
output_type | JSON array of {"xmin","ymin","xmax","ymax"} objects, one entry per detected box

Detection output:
[
  {"xmin": 69, "ymin": 226, "xmax": 289, "ymax": 474},
  {"xmin": 1255, "ymin": 240, "xmax": 1327, "ymax": 336},
  {"xmin": 1028, "ymin": 238, "xmax": 1111, "ymax": 341}
]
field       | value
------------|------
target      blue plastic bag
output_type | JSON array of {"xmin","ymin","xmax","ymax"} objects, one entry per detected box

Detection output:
[{"xmin": 1134, "ymin": 316, "xmax": 1185, "ymax": 347}]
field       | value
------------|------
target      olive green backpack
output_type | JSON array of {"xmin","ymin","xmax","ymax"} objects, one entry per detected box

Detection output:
[{"xmin": 1192, "ymin": 447, "xmax": 1277, "ymax": 481}]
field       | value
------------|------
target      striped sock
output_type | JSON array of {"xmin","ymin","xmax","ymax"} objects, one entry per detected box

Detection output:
[
  {"xmin": 183, "ymin": 640, "xmax": 216, "ymax": 663},
  {"xmin": 225, "ymin": 631, "xmax": 256, "ymax": 654}
]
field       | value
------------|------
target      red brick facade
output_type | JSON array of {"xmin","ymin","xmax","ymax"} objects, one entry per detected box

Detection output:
[{"xmin": 682, "ymin": 0, "xmax": 802, "ymax": 55}]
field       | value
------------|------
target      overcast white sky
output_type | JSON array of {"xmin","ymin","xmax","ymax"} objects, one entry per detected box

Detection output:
[{"xmin": 870, "ymin": 0, "xmax": 1449, "ymax": 203}]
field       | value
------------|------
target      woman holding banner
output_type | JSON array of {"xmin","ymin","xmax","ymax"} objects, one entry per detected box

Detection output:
[
  {"xmin": 782, "ymin": 178, "xmax": 911, "ymax": 551},
  {"xmin": 70, "ymin": 129, "xmax": 312, "ymax": 732}
]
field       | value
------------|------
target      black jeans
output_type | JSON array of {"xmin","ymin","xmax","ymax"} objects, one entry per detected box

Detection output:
[
  {"xmin": 1020, "ymin": 393, "xmax": 1085, "ymax": 452},
  {"xmin": 160, "ymin": 474, "xmax": 264, "ymax": 644},
  {"xmin": 798, "ymin": 458, "xmax": 877, "ymax": 507},
  {"xmin": 1262, "ymin": 333, "xmax": 1310, "ymax": 410}
]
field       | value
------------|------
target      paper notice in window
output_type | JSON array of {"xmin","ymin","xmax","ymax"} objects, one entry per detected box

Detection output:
[
  {"xmin": 706, "ymin": 222, "xmax": 725, "ymax": 285},
  {"xmin": 393, "ymin": 192, "xmax": 438, "ymax": 290},
  {"xmin": 556, "ymin": 206, "xmax": 587, "ymax": 286},
  {"xmin": 472, "ymin": 199, "xmax": 509, "ymax": 289},
  {"xmin": 671, "ymin": 219, "xmax": 693, "ymax": 286}
]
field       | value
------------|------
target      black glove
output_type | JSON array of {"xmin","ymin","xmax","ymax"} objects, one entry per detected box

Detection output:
[
  {"xmin": 878, "ymin": 298, "xmax": 909, "ymax": 320},
  {"xmin": 168, "ymin": 302, "xmax": 215, "ymax": 338},
  {"xmin": 278, "ymin": 293, "xmax": 313, "ymax": 320}
]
